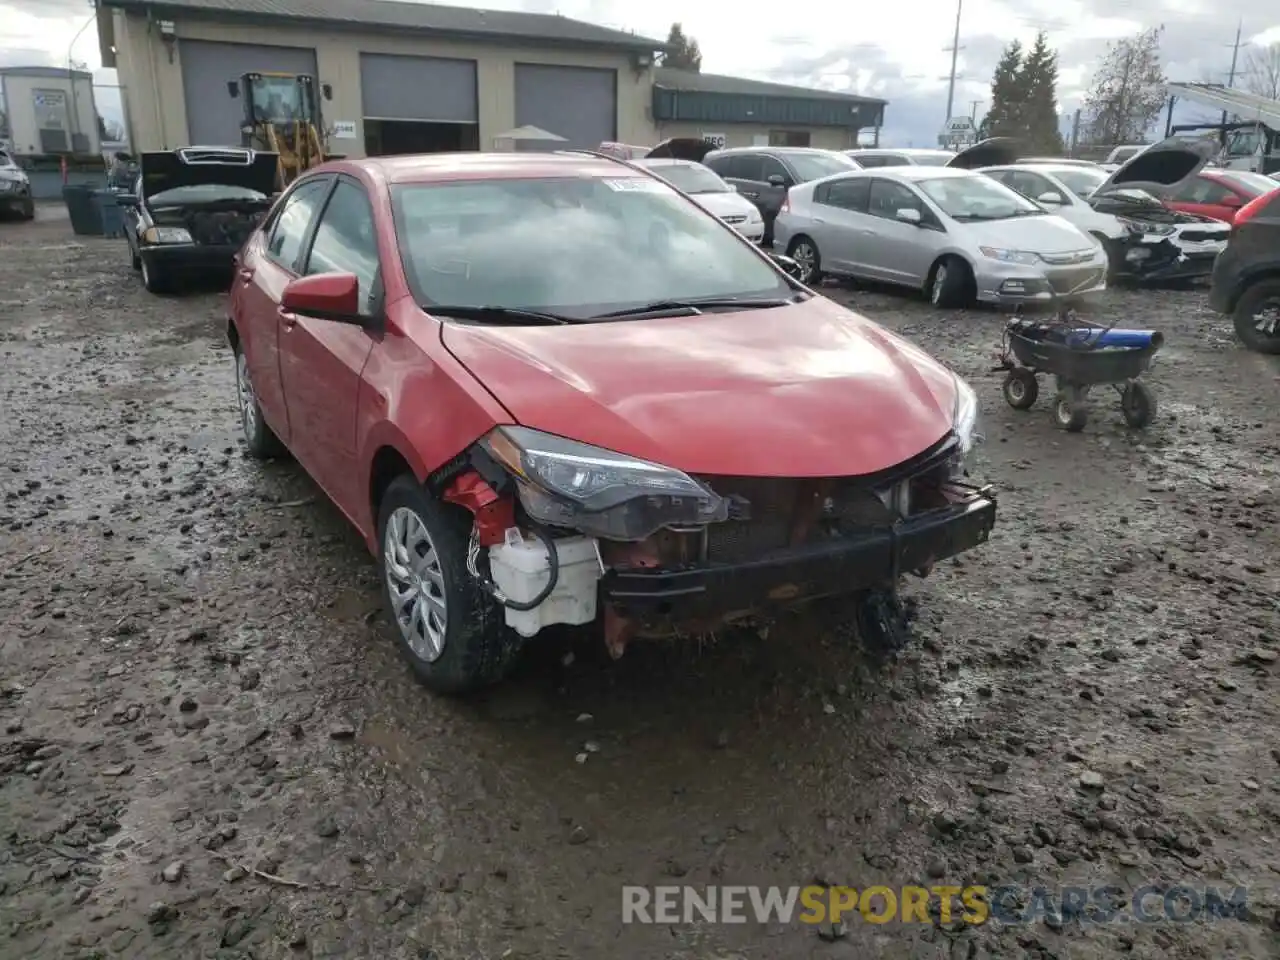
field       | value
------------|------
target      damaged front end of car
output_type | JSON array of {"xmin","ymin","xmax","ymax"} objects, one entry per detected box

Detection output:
[
  {"xmin": 1092, "ymin": 197, "xmax": 1229, "ymax": 282},
  {"xmin": 432, "ymin": 380, "xmax": 997, "ymax": 658}
]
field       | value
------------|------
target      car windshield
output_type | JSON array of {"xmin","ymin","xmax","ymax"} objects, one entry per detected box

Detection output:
[
  {"xmin": 392, "ymin": 176, "xmax": 791, "ymax": 318},
  {"xmin": 1221, "ymin": 171, "xmax": 1278, "ymax": 195},
  {"xmin": 148, "ymin": 184, "xmax": 268, "ymax": 205},
  {"xmin": 642, "ymin": 162, "xmax": 730, "ymax": 195},
  {"xmin": 1053, "ymin": 167, "xmax": 1109, "ymax": 197},
  {"xmin": 917, "ymin": 174, "xmax": 1042, "ymax": 221},
  {"xmin": 786, "ymin": 152, "xmax": 859, "ymax": 181}
]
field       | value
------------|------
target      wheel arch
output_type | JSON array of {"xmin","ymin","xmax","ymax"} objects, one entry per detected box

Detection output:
[
  {"xmin": 926, "ymin": 252, "xmax": 976, "ymax": 290},
  {"xmin": 1229, "ymin": 267, "xmax": 1280, "ymax": 314}
]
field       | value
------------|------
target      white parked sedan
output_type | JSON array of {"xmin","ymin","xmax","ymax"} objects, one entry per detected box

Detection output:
[{"xmin": 632, "ymin": 158, "xmax": 765, "ymax": 242}]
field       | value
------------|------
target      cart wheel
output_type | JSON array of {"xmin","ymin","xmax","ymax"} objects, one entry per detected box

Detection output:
[
  {"xmin": 1002, "ymin": 369, "xmax": 1039, "ymax": 410},
  {"xmin": 1053, "ymin": 388, "xmax": 1089, "ymax": 432},
  {"xmin": 1120, "ymin": 380, "xmax": 1157, "ymax": 428}
]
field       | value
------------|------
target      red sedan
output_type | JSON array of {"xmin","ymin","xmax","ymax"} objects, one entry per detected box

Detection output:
[
  {"xmin": 1163, "ymin": 169, "xmax": 1280, "ymax": 223},
  {"xmin": 227, "ymin": 152, "xmax": 995, "ymax": 693}
]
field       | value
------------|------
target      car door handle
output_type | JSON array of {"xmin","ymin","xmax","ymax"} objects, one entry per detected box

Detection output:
[
  {"xmin": 741, "ymin": 192, "xmax": 759, "ymax": 199},
  {"xmin": 812, "ymin": 217, "xmax": 826, "ymax": 224},
  {"xmin": 237, "ymin": 268, "xmax": 254, "ymax": 283},
  {"xmin": 277, "ymin": 307, "xmax": 297, "ymax": 331}
]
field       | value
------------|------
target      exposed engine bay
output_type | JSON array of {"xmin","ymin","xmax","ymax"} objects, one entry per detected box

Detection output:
[
  {"xmin": 1089, "ymin": 190, "xmax": 1230, "ymax": 281},
  {"xmin": 151, "ymin": 199, "xmax": 273, "ymax": 248},
  {"xmin": 433, "ymin": 433, "xmax": 995, "ymax": 659}
]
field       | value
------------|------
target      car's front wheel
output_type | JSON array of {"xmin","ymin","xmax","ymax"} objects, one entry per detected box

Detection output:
[
  {"xmin": 140, "ymin": 255, "xmax": 171, "ymax": 294},
  {"xmin": 929, "ymin": 256, "xmax": 973, "ymax": 309},
  {"xmin": 377, "ymin": 476, "xmax": 521, "ymax": 695},
  {"xmin": 1233, "ymin": 279, "xmax": 1280, "ymax": 355},
  {"xmin": 234, "ymin": 346, "xmax": 286, "ymax": 459},
  {"xmin": 786, "ymin": 236, "xmax": 822, "ymax": 285}
]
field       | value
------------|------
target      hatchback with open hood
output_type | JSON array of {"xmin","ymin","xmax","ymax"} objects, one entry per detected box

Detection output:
[
  {"xmin": 226, "ymin": 151, "xmax": 996, "ymax": 694},
  {"xmin": 120, "ymin": 146, "xmax": 281, "ymax": 294}
]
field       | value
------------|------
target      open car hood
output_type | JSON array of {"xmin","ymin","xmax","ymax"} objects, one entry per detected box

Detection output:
[
  {"xmin": 643, "ymin": 138, "xmax": 715, "ymax": 162},
  {"xmin": 140, "ymin": 147, "xmax": 279, "ymax": 200},
  {"xmin": 946, "ymin": 137, "xmax": 1021, "ymax": 169},
  {"xmin": 1094, "ymin": 137, "xmax": 1215, "ymax": 195}
]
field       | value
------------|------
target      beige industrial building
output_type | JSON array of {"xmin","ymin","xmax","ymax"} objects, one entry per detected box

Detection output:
[
  {"xmin": 0, "ymin": 67, "xmax": 102, "ymax": 157},
  {"xmin": 95, "ymin": 0, "xmax": 885, "ymax": 158}
]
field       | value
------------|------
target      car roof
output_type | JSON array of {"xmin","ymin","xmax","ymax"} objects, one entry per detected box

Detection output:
[
  {"xmin": 869, "ymin": 166, "xmax": 974, "ymax": 181},
  {"xmin": 712, "ymin": 146, "xmax": 839, "ymax": 155},
  {"xmin": 632, "ymin": 157, "xmax": 698, "ymax": 168},
  {"xmin": 985, "ymin": 163, "xmax": 1097, "ymax": 176},
  {"xmin": 351, "ymin": 151, "xmax": 640, "ymax": 185},
  {"xmin": 850, "ymin": 148, "xmax": 953, "ymax": 157}
]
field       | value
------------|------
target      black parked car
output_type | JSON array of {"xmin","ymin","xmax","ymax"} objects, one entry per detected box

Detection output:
[
  {"xmin": 702, "ymin": 147, "xmax": 860, "ymax": 245},
  {"xmin": 119, "ymin": 146, "xmax": 279, "ymax": 294},
  {"xmin": 1208, "ymin": 184, "xmax": 1280, "ymax": 353}
]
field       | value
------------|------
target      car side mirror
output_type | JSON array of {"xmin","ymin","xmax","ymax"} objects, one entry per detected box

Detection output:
[
  {"xmin": 281, "ymin": 273, "xmax": 371, "ymax": 326},
  {"xmin": 767, "ymin": 251, "xmax": 804, "ymax": 280},
  {"xmin": 895, "ymin": 208, "xmax": 923, "ymax": 225},
  {"xmin": 1037, "ymin": 191, "xmax": 1064, "ymax": 205},
  {"xmin": 767, "ymin": 174, "xmax": 789, "ymax": 188}
]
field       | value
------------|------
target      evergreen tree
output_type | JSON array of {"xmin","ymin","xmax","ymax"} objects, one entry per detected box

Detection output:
[
  {"xmin": 1021, "ymin": 32, "xmax": 1066, "ymax": 154},
  {"xmin": 981, "ymin": 41, "xmax": 1025, "ymax": 140},
  {"xmin": 662, "ymin": 23, "xmax": 703, "ymax": 72}
]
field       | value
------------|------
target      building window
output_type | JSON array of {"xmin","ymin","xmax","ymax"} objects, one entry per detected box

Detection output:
[{"xmin": 769, "ymin": 130, "xmax": 811, "ymax": 147}]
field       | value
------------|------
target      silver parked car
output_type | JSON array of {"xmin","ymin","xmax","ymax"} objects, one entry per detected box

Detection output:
[
  {"xmin": 631, "ymin": 158, "xmax": 765, "ymax": 242},
  {"xmin": 845, "ymin": 147, "xmax": 956, "ymax": 168},
  {"xmin": 773, "ymin": 139, "xmax": 1108, "ymax": 308}
]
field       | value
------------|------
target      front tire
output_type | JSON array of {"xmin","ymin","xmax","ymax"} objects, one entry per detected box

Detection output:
[
  {"xmin": 140, "ymin": 255, "xmax": 171, "ymax": 294},
  {"xmin": 786, "ymin": 235, "xmax": 822, "ymax": 285},
  {"xmin": 234, "ymin": 346, "xmax": 286, "ymax": 459},
  {"xmin": 1002, "ymin": 368, "xmax": 1039, "ymax": 410},
  {"xmin": 1053, "ymin": 387, "xmax": 1089, "ymax": 432},
  {"xmin": 377, "ymin": 476, "xmax": 520, "ymax": 695},
  {"xmin": 929, "ymin": 257, "xmax": 973, "ymax": 309},
  {"xmin": 19, "ymin": 200, "xmax": 34, "ymax": 222},
  {"xmin": 1232, "ymin": 279, "xmax": 1280, "ymax": 355}
]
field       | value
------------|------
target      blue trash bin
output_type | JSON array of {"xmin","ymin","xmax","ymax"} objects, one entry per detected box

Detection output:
[
  {"xmin": 95, "ymin": 190, "xmax": 125, "ymax": 238},
  {"xmin": 63, "ymin": 184, "xmax": 103, "ymax": 236}
]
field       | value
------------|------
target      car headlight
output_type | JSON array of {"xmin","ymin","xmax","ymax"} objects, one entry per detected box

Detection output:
[
  {"xmin": 142, "ymin": 226, "xmax": 192, "ymax": 244},
  {"xmin": 480, "ymin": 426, "xmax": 729, "ymax": 541},
  {"xmin": 979, "ymin": 246, "xmax": 1040, "ymax": 266},
  {"xmin": 952, "ymin": 376, "xmax": 983, "ymax": 457},
  {"xmin": 1118, "ymin": 217, "xmax": 1175, "ymax": 237}
]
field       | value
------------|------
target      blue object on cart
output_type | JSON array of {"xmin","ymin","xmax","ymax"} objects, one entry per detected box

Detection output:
[{"xmin": 1064, "ymin": 328, "xmax": 1164, "ymax": 350}]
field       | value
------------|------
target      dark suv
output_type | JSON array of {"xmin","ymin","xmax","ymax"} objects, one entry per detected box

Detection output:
[
  {"xmin": 703, "ymin": 147, "xmax": 859, "ymax": 245},
  {"xmin": 1209, "ymin": 184, "xmax": 1280, "ymax": 353}
]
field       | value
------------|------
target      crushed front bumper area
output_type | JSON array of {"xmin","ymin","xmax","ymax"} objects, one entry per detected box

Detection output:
[
  {"xmin": 1104, "ymin": 236, "xmax": 1219, "ymax": 283},
  {"xmin": 603, "ymin": 491, "xmax": 996, "ymax": 625}
]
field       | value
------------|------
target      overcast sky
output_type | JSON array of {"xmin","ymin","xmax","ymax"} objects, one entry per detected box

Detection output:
[{"xmin": 2, "ymin": 0, "xmax": 1279, "ymax": 146}]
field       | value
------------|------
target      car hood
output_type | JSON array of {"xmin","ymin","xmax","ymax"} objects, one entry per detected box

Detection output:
[
  {"xmin": 140, "ymin": 146, "xmax": 278, "ymax": 200},
  {"xmin": 1095, "ymin": 137, "xmax": 1214, "ymax": 195},
  {"xmin": 441, "ymin": 298, "xmax": 959, "ymax": 478},
  {"xmin": 690, "ymin": 190, "xmax": 760, "ymax": 219},
  {"xmin": 956, "ymin": 214, "xmax": 1095, "ymax": 254}
]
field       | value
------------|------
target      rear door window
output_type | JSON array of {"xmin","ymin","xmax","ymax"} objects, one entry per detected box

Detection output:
[
  {"xmin": 728, "ymin": 154, "xmax": 764, "ymax": 181},
  {"xmin": 818, "ymin": 177, "xmax": 870, "ymax": 213}
]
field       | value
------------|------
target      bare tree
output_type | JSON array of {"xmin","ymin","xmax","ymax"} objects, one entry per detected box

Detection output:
[
  {"xmin": 1083, "ymin": 26, "xmax": 1168, "ymax": 146},
  {"xmin": 1241, "ymin": 42, "xmax": 1280, "ymax": 101}
]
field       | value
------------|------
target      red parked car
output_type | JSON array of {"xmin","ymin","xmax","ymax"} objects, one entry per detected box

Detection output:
[
  {"xmin": 1162, "ymin": 169, "xmax": 1280, "ymax": 223},
  {"xmin": 227, "ymin": 152, "xmax": 995, "ymax": 693}
]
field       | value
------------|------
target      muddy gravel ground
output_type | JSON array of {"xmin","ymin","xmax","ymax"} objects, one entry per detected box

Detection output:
[{"xmin": 2, "ymin": 210, "xmax": 1279, "ymax": 960}]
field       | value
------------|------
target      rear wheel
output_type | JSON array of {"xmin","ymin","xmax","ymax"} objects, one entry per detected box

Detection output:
[
  {"xmin": 18, "ymin": 200, "xmax": 34, "ymax": 222},
  {"xmin": 376, "ymin": 476, "xmax": 521, "ymax": 695},
  {"xmin": 234, "ymin": 346, "xmax": 286, "ymax": 459},
  {"xmin": 786, "ymin": 236, "xmax": 822, "ymax": 285},
  {"xmin": 1120, "ymin": 380, "xmax": 1157, "ymax": 428},
  {"xmin": 929, "ymin": 256, "xmax": 973, "ymax": 309},
  {"xmin": 1053, "ymin": 386, "xmax": 1089, "ymax": 432},
  {"xmin": 1232, "ymin": 279, "xmax": 1280, "ymax": 355}
]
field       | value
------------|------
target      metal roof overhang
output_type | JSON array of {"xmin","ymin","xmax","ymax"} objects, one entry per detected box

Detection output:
[{"xmin": 1166, "ymin": 82, "xmax": 1280, "ymax": 129}]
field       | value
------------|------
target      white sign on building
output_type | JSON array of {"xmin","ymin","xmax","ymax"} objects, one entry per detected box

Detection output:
[{"xmin": 701, "ymin": 132, "xmax": 727, "ymax": 149}]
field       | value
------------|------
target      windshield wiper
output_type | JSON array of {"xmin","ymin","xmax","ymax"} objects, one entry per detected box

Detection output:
[
  {"xmin": 591, "ymin": 296, "xmax": 795, "ymax": 319},
  {"xmin": 424, "ymin": 305, "xmax": 576, "ymax": 325}
]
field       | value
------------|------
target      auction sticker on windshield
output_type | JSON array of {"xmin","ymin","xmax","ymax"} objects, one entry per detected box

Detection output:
[{"xmin": 603, "ymin": 178, "xmax": 671, "ymax": 193}]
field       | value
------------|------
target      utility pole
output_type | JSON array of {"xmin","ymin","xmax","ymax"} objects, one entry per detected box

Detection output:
[
  {"xmin": 1222, "ymin": 20, "xmax": 1243, "ymax": 127},
  {"xmin": 1070, "ymin": 109, "xmax": 1081, "ymax": 156},
  {"xmin": 944, "ymin": 0, "xmax": 964, "ymax": 124},
  {"xmin": 969, "ymin": 99, "xmax": 982, "ymax": 121}
]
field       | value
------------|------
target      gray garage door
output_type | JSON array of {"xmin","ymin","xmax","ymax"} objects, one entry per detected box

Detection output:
[
  {"xmin": 513, "ymin": 64, "xmax": 616, "ymax": 151},
  {"xmin": 180, "ymin": 40, "xmax": 317, "ymax": 147},
  {"xmin": 360, "ymin": 54, "xmax": 477, "ymax": 122}
]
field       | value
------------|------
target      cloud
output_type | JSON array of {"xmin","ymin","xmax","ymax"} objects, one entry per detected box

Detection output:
[{"xmin": 1, "ymin": 0, "xmax": 1276, "ymax": 146}]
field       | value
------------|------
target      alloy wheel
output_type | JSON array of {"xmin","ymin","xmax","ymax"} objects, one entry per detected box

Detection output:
[
  {"xmin": 383, "ymin": 506, "xmax": 448, "ymax": 662},
  {"xmin": 1252, "ymin": 297, "xmax": 1280, "ymax": 338},
  {"xmin": 235, "ymin": 351, "xmax": 258, "ymax": 442},
  {"xmin": 792, "ymin": 242, "xmax": 816, "ymax": 282}
]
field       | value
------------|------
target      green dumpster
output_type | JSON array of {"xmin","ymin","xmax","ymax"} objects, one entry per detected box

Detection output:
[{"xmin": 63, "ymin": 185, "xmax": 103, "ymax": 236}]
